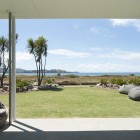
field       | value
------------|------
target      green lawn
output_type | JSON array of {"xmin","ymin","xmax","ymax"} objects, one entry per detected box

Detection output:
[{"xmin": 0, "ymin": 87, "xmax": 140, "ymax": 118}]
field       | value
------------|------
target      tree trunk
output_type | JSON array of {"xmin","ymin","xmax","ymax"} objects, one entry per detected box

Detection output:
[
  {"xmin": 38, "ymin": 61, "xmax": 41, "ymax": 86},
  {"xmin": 44, "ymin": 57, "xmax": 46, "ymax": 77},
  {"xmin": 41, "ymin": 56, "xmax": 43, "ymax": 83},
  {"xmin": 1, "ymin": 65, "xmax": 9, "ymax": 86},
  {"xmin": 34, "ymin": 53, "xmax": 39, "ymax": 82}
]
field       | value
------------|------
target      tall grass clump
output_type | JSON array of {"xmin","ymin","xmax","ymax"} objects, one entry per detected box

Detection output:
[
  {"xmin": 100, "ymin": 79, "xmax": 108, "ymax": 85},
  {"xmin": 128, "ymin": 77, "xmax": 140, "ymax": 85},
  {"xmin": 110, "ymin": 78, "xmax": 117, "ymax": 84},
  {"xmin": 112, "ymin": 78, "xmax": 127, "ymax": 85},
  {"xmin": 64, "ymin": 74, "xmax": 79, "ymax": 78}
]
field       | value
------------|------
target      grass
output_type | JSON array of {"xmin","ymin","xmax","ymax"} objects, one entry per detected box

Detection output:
[
  {"xmin": 4, "ymin": 75, "xmax": 137, "ymax": 85},
  {"xmin": 0, "ymin": 87, "xmax": 140, "ymax": 118}
]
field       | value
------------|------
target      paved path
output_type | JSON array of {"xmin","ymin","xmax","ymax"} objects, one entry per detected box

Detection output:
[{"xmin": 1, "ymin": 118, "xmax": 140, "ymax": 140}]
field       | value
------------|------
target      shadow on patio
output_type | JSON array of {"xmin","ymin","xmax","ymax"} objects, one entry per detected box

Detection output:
[{"xmin": 1, "ymin": 119, "xmax": 140, "ymax": 140}]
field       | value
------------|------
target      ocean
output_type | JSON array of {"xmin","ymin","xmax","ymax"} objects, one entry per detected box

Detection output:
[{"xmin": 14, "ymin": 72, "xmax": 140, "ymax": 76}]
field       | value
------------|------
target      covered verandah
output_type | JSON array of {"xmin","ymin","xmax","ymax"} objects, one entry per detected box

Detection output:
[{"xmin": 1, "ymin": 0, "xmax": 140, "ymax": 139}]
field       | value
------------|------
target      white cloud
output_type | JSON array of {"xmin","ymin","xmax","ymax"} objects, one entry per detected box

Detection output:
[
  {"xmin": 16, "ymin": 52, "xmax": 33, "ymax": 61},
  {"xmin": 90, "ymin": 47, "xmax": 109, "ymax": 51},
  {"xmin": 48, "ymin": 49, "xmax": 90, "ymax": 58},
  {"xmin": 90, "ymin": 27, "xmax": 102, "ymax": 33},
  {"xmin": 78, "ymin": 63, "xmax": 124, "ymax": 72},
  {"xmin": 77, "ymin": 63, "xmax": 140, "ymax": 72},
  {"xmin": 110, "ymin": 19, "xmax": 136, "ymax": 26},
  {"xmin": 110, "ymin": 19, "xmax": 140, "ymax": 31},
  {"xmin": 98, "ymin": 50, "xmax": 140, "ymax": 60},
  {"xmin": 73, "ymin": 23, "xmax": 80, "ymax": 29},
  {"xmin": 90, "ymin": 27, "xmax": 113, "ymax": 37}
]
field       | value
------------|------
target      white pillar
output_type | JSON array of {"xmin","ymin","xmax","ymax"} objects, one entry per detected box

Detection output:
[
  {"xmin": 11, "ymin": 15, "xmax": 16, "ymax": 121},
  {"xmin": 9, "ymin": 12, "xmax": 12, "ymax": 125},
  {"xmin": 9, "ymin": 12, "xmax": 16, "ymax": 124}
]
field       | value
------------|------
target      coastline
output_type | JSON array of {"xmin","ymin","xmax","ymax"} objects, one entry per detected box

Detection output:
[
  {"xmin": 1, "ymin": 72, "xmax": 140, "ymax": 76},
  {"xmin": 17, "ymin": 72, "xmax": 140, "ymax": 77}
]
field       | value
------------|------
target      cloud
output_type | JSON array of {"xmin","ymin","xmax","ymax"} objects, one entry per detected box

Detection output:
[
  {"xmin": 90, "ymin": 27, "xmax": 102, "ymax": 33},
  {"xmin": 98, "ymin": 50, "xmax": 140, "ymax": 60},
  {"xmin": 77, "ymin": 62, "xmax": 140, "ymax": 72},
  {"xmin": 73, "ymin": 23, "xmax": 80, "ymax": 29},
  {"xmin": 78, "ymin": 63, "xmax": 125, "ymax": 72},
  {"xmin": 90, "ymin": 27, "xmax": 113, "ymax": 37},
  {"xmin": 90, "ymin": 47, "xmax": 109, "ymax": 51},
  {"xmin": 110, "ymin": 19, "xmax": 140, "ymax": 31},
  {"xmin": 110, "ymin": 19, "xmax": 136, "ymax": 26},
  {"xmin": 16, "ymin": 52, "xmax": 33, "ymax": 61},
  {"xmin": 48, "ymin": 49, "xmax": 90, "ymax": 58}
]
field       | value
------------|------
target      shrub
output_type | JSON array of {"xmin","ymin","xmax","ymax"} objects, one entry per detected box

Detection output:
[
  {"xmin": 110, "ymin": 78, "xmax": 117, "ymax": 84},
  {"xmin": 64, "ymin": 74, "xmax": 78, "ymax": 78},
  {"xmin": 46, "ymin": 79, "xmax": 53, "ymax": 84},
  {"xmin": 16, "ymin": 79, "xmax": 30, "ymax": 88},
  {"xmin": 129, "ymin": 73, "xmax": 135, "ymax": 76},
  {"xmin": 43, "ymin": 79, "xmax": 55, "ymax": 85},
  {"xmin": 115, "ymin": 78, "xmax": 127, "ymax": 86},
  {"xmin": 128, "ymin": 77, "xmax": 140, "ymax": 85},
  {"xmin": 100, "ymin": 79, "xmax": 108, "ymax": 85},
  {"xmin": 128, "ymin": 78, "xmax": 135, "ymax": 84}
]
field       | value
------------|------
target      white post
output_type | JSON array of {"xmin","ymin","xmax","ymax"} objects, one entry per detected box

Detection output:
[
  {"xmin": 11, "ymin": 15, "xmax": 16, "ymax": 121},
  {"xmin": 9, "ymin": 12, "xmax": 12, "ymax": 125}
]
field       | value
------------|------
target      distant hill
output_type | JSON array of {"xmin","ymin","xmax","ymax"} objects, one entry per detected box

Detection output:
[
  {"xmin": 0, "ymin": 68, "xmax": 77, "ymax": 73},
  {"xmin": 18, "ymin": 69, "xmax": 69, "ymax": 73}
]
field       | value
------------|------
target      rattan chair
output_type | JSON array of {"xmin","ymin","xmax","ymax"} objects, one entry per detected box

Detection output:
[{"xmin": 0, "ymin": 102, "xmax": 8, "ymax": 128}]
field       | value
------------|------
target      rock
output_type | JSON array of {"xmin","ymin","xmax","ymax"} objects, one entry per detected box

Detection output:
[
  {"xmin": 38, "ymin": 85, "xmax": 48, "ymax": 90},
  {"xmin": 3, "ymin": 86, "xmax": 9, "ymax": 91},
  {"xmin": 32, "ymin": 82, "xmax": 38, "ymax": 86},
  {"xmin": 111, "ymin": 86, "xmax": 119, "ymax": 90},
  {"xmin": 16, "ymin": 87, "xmax": 27, "ymax": 93},
  {"xmin": 119, "ymin": 84, "xmax": 136, "ymax": 94},
  {"xmin": 96, "ymin": 83, "xmax": 101, "ymax": 87},
  {"xmin": 27, "ymin": 84, "xmax": 33, "ymax": 90},
  {"xmin": 32, "ymin": 86, "xmax": 39, "ymax": 91},
  {"xmin": 23, "ymin": 86, "xmax": 27, "ymax": 92},
  {"xmin": 107, "ymin": 83, "xmax": 113, "ymax": 87},
  {"xmin": 102, "ymin": 84, "xmax": 106, "ymax": 88},
  {"xmin": 19, "ymin": 87, "xmax": 24, "ymax": 92},
  {"xmin": 128, "ymin": 87, "xmax": 140, "ymax": 101},
  {"xmin": 16, "ymin": 87, "xmax": 20, "ymax": 92},
  {"xmin": 38, "ymin": 84, "xmax": 59, "ymax": 90},
  {"xmin": 113, "ymin": 84, "xmax": 119, "ymax": 88},
  {"xmin": 52, "ymin": 84, "xmax": 59, "ymax": 88}
]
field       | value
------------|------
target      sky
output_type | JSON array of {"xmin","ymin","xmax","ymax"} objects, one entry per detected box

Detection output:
[{"xmin": 1, "ymin": 19, "xmax": 140, "ymax": 72}]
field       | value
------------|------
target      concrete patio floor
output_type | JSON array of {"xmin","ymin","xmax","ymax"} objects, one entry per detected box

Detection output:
[{"xmin": 1, "ymin": 118, "xmax": 140, "ymax": 140}]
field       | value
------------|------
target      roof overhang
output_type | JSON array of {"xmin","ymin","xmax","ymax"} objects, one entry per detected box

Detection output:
[{"xmin": 0, "ymin": 0, "xmax": 140, "ymax": 19}]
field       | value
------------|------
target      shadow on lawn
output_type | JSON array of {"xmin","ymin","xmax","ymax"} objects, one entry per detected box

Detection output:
[
  {"xmin": 41, "ymin": 88, "xmax": 64, "ymax": 92},
  {"xmin": 1, "ymin": 120, "xmax": 140, "ymax": 140}
]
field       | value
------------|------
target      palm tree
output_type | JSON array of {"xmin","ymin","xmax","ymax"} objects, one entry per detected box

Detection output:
[
  {"xmin": 35, "ymin": 36, "xmax": 47, "ymax": 75},
  {"xmin": 0, "ymin": 36, "xmax": 8, "ymax": 86},
  {"xmin": 0, "ymin": 34, "xmax": 18, "ymax": 86},
  {"xmin": 27, "ymin": 38, "xmax": 39, "ymax": 78},
  {"xmin": 27, "ymin": 36, "xmax": 48, "ymax": 86}
]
